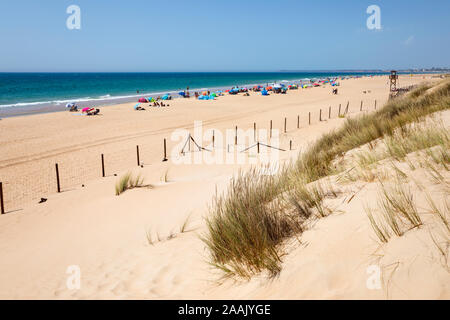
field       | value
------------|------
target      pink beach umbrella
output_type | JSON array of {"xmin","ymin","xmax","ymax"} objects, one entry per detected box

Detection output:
[{"xmin": 82, "ymin": 107, "xmax": 91, "ymax": 113}]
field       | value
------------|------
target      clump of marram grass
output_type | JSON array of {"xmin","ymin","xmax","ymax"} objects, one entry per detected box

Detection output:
[
  {"xmin": 204, "ymin": 79, "xmax": 450, "ymax": 279},
  {"xmin": 379, "ymin": 181, "xmax": 422, "ymax": 229},
  {"xmin": 366, "ymin": 178, "xmax": 423, "ymax": 243},
  {"xmin": 115, "ymin": 172, "xmax": 148, "ymax": 195},
  {"xmin": 287, "ymin": 179, "xmax": 337, "ymax": 218},
  {"xmin": 202, "ymin": 168, "xmax": 301, "ymax": 279}
]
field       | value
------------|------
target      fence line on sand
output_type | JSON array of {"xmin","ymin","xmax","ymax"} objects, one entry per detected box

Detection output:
[{"xmin": 0, "ymin": 99, "xmax": 379, "ymax": 214}]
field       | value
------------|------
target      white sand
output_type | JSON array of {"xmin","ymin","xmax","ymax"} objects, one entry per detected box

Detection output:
[{"xmin": 0, "ymin": 74, "xmax": 448, "ymax": 299}]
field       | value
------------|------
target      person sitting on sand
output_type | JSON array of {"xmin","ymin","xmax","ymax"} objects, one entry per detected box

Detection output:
[
  {"xmin": 160, "ymin": 102, "xmax": 165, "ymax": 107},
  {"xmin": 69, "ymin": 105, "xmax": 78, "ymax": 112},
  {"xmin": 134, "ymin": 104, "xmax": 145, "ymax": 111},
  {"xmin": 86, "ymin": 108, "xmax": 100, "ymax": 116}
]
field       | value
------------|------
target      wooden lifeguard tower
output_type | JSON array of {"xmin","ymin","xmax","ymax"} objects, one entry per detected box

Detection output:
[{"xmin": 389, "ymin": 70, "xmax": 398, "ymax": 98}]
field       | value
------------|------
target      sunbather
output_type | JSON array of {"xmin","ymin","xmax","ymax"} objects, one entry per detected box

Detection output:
[{"xmin": 86, "ymin": 108, "xmax": 100, "ymax": 116}]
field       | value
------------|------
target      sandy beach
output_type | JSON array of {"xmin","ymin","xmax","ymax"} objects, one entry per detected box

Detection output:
[{"xmin": 0, "ymin": 74, "xmax": 449, "ymax": 299}]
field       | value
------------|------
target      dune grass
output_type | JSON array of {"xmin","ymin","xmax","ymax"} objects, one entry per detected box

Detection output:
[
  {"xmin": 202, "ymin": 168, "xmax": 301, "ymax": 279},
  {"xmin": 380, "ymin": 180, "xmax": 422, "ymax": 227},
  {"xmin": 146, "ymin": 214, "xmax": 195, "ymax": 246},
  {"xmin": 384, "ymin": 122, "xmax": 449, "ymax": 161},
  {"xmin": 425, "ymin": 193, "xmax": 450, "ymax": 234},
  {"xmin": 115, "ymin": 172, "xmax": 147, "ymax": 195},
  {"xmin": 203, "ymin": 79, "xmax": 450, "ymax": 279}
]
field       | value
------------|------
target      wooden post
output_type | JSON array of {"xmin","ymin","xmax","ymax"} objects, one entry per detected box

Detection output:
[
  {"xmin": 319, "ymin": 109, "xmax": 322, "ymax": 121},
  {"xmin": 101, "ymin": 154, "xmax": 105, "ymax": 177},
  {"xmin": 212, "ymin": 130, "xmax": 215, "ymax": 149},
  {"xmin": 360, "ymin": 100, "xmax": 363, "ymax": 112},
  {"xmin": 257, "ymin": 141, "xmax": 260, "ymax": 154},
  {"xmin": 284, "ymin": 117, "xmax": 287, "ymax": 133},
  {"xmin": 329, "ymin": 106, "xmax": 331, "ymax": 119},
  {"xmin": 162, "ymin": 138, "xmax": 168, "ymax": 162},
  {"xmin": 338, "ymin": 104, "xmax": 341, "ymax": 116},
  {"xmin": 253, "ymin": 122, "xmax": 256, "ymax": 141},
  {"xmin": 55, "ymin": 163, "xmax": 61, "ymax": 193},
  {"xmin": 235, "ymin": 126, "xmax": 238, "ymax": 145},
  {"xmin": 289, "ymin": 140, "xmax": 292, "ymax": 151},
  {"xmin": 346, "ymin": 101, "xmax": 349, "ymax": 114},
  {"xmin": 0, "ymin": 182, "xmax": 4, "ymax": 215},
  {"xmin": 309, "ymin": 112, "xmax": 311, "ymax": 125},
  {"xmin": 297, "ymin": 115, "xmax": 299, "ymax": 129},
  {"xmin": 136, "ymin": 145, "xmax": 140, "ymax": 166},
  {"xmin": 270, "ymin": 120, "xmax": 272, "ymax": 138},
  {"xmin": 375, "ymin": 100, "xmax": 377, "ymax": 110},
  {"xmin": 188, "ymin": 133, "xmax": 191, "ymax": 152}
]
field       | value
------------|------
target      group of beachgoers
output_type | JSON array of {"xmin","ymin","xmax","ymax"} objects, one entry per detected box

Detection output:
[
  {"xmin": 66, "ymin": 103, "xmax": 101, "ymax": 116},
  {"xmin": 177, "ymin": 77, "xmax": 343, "ymax": 101},
  {"xmin": 134, "ymin": 95, "xmax": 171, "ymax": 111},
  {"xmin": 64, "ymin": 76, "xmax": 352, "ymax": 116}
]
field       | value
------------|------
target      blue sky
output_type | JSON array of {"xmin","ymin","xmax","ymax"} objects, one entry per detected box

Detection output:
[{"xmin": 0, "ymin": 0, "xmax": 449, "ymax": 72}]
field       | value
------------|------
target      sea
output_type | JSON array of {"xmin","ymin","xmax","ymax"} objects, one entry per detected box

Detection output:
[{"xmin": 0, "ymin": 72, "xmax": 389, "ymax": 117}]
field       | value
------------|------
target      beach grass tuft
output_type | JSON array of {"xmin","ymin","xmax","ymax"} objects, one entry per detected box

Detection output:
[
  {"xmin": 115, "ymin": 172, "xmax": 147, "ymax": 195},
  {"xmin": 202, "ymin": 168, "xmax": 301, "ymax": 279}
]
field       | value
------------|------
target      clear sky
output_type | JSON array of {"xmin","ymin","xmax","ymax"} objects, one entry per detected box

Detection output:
[{"xmin": 0, "ymin": 0, "xmax": 449, "ymax": 72}]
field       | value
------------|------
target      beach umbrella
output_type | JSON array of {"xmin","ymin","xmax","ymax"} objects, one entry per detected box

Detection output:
[
  {"xmin": 138, "ymin": 98, "xmax": 147, "ymax": 103},
  {"xmin": 134, "ymin": 103, "xmax": 141, "ymax": 110},
  {"xmin": 66, "ymin": 103, "xmax": 75, "ymax": 108},
  {"xmin": 82, "ymin": 107, "xmax": 91, "ymax": 113},
  {"xmin": 261, "ymin": 90, "xmax": 269, "ymax": 96},
  {"xmin": 179, "ymin": 91, "xmax": 185, "ymax": 97}
]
